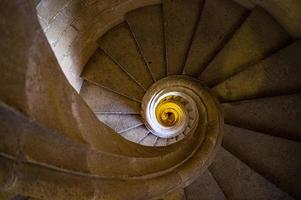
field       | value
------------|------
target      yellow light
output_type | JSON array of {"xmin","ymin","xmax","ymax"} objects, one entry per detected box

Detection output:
[{"xmin": 155, "ymin": 100, "xmax": 185, "ymax": 127}]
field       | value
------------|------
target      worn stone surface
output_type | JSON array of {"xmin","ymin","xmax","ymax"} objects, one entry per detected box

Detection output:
[
  {"xmin": 161, "ymin": 189, "xmax": 186, "ymax": 200},
  {"xmin": 81, "ymin": 49, "xmax": 145, "ymax": 102},
  {"xmin": 126, "ymin": 4, "xmax": 166, "ymax": 81},
  {"xmin": 99, "ymin": 22, "xmax": 154, "ymax": 89},
  {"xmin": 12, "ymin": 195, "xmax": 31, "ymax": 200},
  {"xmin": 36, "ymin": 0, "xmax": 301, "ymax": 93},
  {"xmin": 42, "ymin": 2, "xmax": 79, "ymax": 48},
  {"xmin": 0, "ymin": 156, "xmax": 15, "ymax": 193},
  {"xmin": 222, "ymin": 94, "xmax": 301, "ymax": 141},
  {"xmin": 0, "ymin": 192, "xmax": 17, "ymax": 200},
  {"xmin": 0, "ymin": 105, "xmax": 25, "ymax": 157},
  {"xmin": 209, "ymin": 148, "xmax": 293, "ymax": 200},
  {"xmin": 1, "ymin": 3, "xmax": 223, "ymax": 186},
  {"xmin": 223, "ymin": 124, "xmax": 301, "ymax": 199},
  {"xmin": 36, "ymin": 0, "xmax": 161, "ymax": 91},
  {"xmin": 251, "ymin": 0, "xmax": 301, "ymax": 39},
  {"xmin": 0, "ymin": 102, "xmax": 183, "ymax": 177},
  {"xmin": 139, "ymin": 133, "xmax": 157, "ymax": 146},
  {"xmin": 96, "ymin": 114, "xmax": 143, "ymax": 133},
  {"xmin": 0, "ymin": 100, "xmax": 220, "ymax": 181},
  {"xmin": 232, "ymin": 0, "xmax": 255, "ymax": 9},
  {"xmin": 0, "ymin": 111, "xmax": 221, "ymax": 200},
  {"xmin": 80, "ymin": 80, "xmax": 141, "ymax": 114},
  {"xmin": 0, "ymin": 94, "xmax": 221, "ymax": 199},
  {"xmin": 155, "ymin": 138, "xmax": 167, "ymax": 147},
  {"xmin": 2, "ymin": 0, "xmax": 181, "ymax": 159},
  {"xmin": 70, "ymin": 0, "xmax": 124, "ymax": 32},
  {"xmin": 120, "ymin": 125, "xmax": 149, "ymax": 143},
  {"xmin": 213, "ymin": 40, "xmax": 301, "ymax": 101},
  {"xmin": 163, "ymin": 0, "xmax": 203, "ymax": 75},
  {"xmin": 0, "ymin": 0, "xmax": 128, "ymax": 154},
  {"xmin": 1, "ymin": 100, "xmax": 219, "ymax": 183},
  {"xmin": 185, "ymin": 169, "xmax": 226, "ymax": 200},
  {"xmin": 4, "ymin": 0, "xmax": 301, "ymax": 199},
  {"xmin": 183, "ymin": 0, "xmax": 247, "ymax": 77},
  {"xmin": 36, "ymin": 0, "xmax": 71, "ymax": 23},
  {"xmin": 200, "ymin": 7, "xmax": 290, "ymax": 86}
]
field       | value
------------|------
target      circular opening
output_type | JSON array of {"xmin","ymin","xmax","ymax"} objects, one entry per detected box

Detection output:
[
  {"xmin": 143, "ymin": 88, "xmax": 199, "ymax": 139},
  {"xmin": 155, "ymin": 100, "xmax": 185, "ymax": 127}
]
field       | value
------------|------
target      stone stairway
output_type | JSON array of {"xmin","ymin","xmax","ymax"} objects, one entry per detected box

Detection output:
[
  {"xmin": 79, "ymin": 0, "xmax": 301, "ymax": 199},
  {"xmin": 1, "ymin": 0, "xmax": 301, "ymax": 199}
]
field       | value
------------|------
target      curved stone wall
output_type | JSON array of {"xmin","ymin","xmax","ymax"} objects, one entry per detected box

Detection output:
[{"xmin": 36, "ymin": 0, "xmax": 161, "ymax": 91}]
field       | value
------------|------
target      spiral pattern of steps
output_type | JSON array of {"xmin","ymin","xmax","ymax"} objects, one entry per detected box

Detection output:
[
  {"xmin": 79, "ymin": 0, "xmax": 301, "ymax": 199},
  {"xmin": 1, "ymin": 0, "xmax": 301, "ymax": 199}
]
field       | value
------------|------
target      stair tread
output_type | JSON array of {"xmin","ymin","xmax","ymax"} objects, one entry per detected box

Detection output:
[
  {"xmin": 167, "ymin": 137, "xmax": 177, "ymax": 145},
  {"xmin": 209, "ymin": 147, "xmax": 293, "ymax": 200},
  {"xmin": 183, "ymin": 0, "xmax": 247, "ymax": 77},
  {"xmin": 199, "ymin": 7, "xmax": 290, "ymax": 86},
  {"xmin": 126, "ymin": 5, "xmax": 166, "ymax": 81},
  {"xmin": 213, "ymin": 40, "xmax": 301, "ymax": 101},
  {"xmin": 185, "ymin": 169, "xmax": 226, "ymax": 200},
  {"xmin": 81, "ymin": 49, "xmax": 145, "ymax": 102},
  {"xmin": 96, "ymin": 114, "xmax": 143, "ymax": 133},
  {"xmin": 98, "ymin": 22, "xmax": 153, "ymax": 89},
  {"xmin": 120, "ymin": 125, "xmax": 149, "ymax": 144},
  {"xmin": 155, "ymin": 138, "xmax": 167, "ymax": 147},
  {"xmin": 222, "ymin": 94, "xmax": 301, "ymax": 141},
  {"xmin": 163, "ymin": 0, "xmax": 203, "ymax": 75},
  {"xmin": 223, "ymin": 124, "xmax": 301, "ymax": 199},
  {"xmin": 139, "ymin": 133, "xmax": 157, "ymax": 146},
  {"xmin": 80, "ymin": 81, "xmax": 140, "ymax": 114}
]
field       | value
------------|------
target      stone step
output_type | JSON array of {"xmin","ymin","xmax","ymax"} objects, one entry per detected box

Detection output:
[
  {"xmin": 80, "ymin": 81, "xmax": 140, "ymax": 114},
  {"xmin": 223, "ymin": 124, "xmax": 301, "ymax": 199},
  {"xmin": 185, "ymin": 169, "xmax": 226, "ymax": 200},
  {"xmin": 199, "ymin": 7, "xmax": 290, "ymax": 87},
  {"xmin": 155, "ymin": 138, "xmax": 168, "ymax": 147},
  {"xmin": 81, "ymin": 49, "xmax": 145, "ymax": 102},
  {"xmin": 222, "ymin": 94, "xmax": 301, "ymax": 140},
  {"xmin": 183, "ymin": 0, "xmax": 247, "ymax": 77},
  {"xmin": 213, "ymin": 40, "xmax": 301, "ymax": 101},
  {"xmin": 98, "ymin": 22, "xmax": 154, "ymax": 90},
  {"xmin": 139, "ymin": 132, "xmax": 158, "ymax": 146},
  {"xmin": 96, "ymin": 114, "xmax": 143, "ymax": 133},
  {"xmin": 120, "ymin": 125, "xmax": 150, "ymax": 144},
  {"xmin": 126, "ymin": 5, "xmax": 166, "ymax": 81},
  {"xmin": 163, "ymin": 0, "xmax": 203, "ymax": 75},
  {"xmin": 209, "ymin": 147, "xmax": 293, "ymax": 200}
]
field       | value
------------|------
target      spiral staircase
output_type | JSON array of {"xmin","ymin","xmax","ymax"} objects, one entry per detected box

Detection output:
[{"xmin": 1, "ymin": 0, "xmax": 301, "ymax": 199}]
